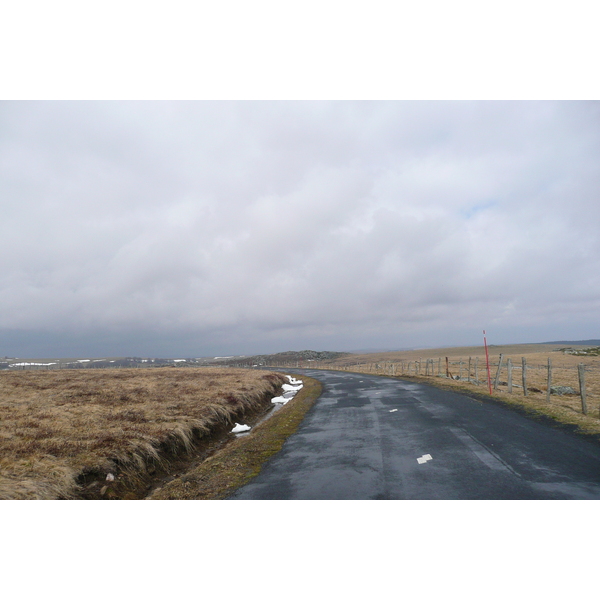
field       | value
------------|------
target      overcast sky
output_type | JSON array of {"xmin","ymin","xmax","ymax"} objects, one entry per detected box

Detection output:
[{"xmin": 1, "ymin": 100, "xmax": 599, "ymax": 357}]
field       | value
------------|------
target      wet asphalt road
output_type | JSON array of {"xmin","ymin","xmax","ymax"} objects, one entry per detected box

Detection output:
[{"xmin": 228, "ymin": 369, "xmax": 600, "ymax": 500}]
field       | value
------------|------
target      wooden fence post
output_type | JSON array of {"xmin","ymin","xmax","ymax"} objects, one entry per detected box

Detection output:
[
  {"xmin": 578, "ymin": 363, "xmax": 588, "ymax": 415},
  {"xmin": 474, "ymin": 357, "xmax": 478, "ymax": 384},
  {"xmin": 445, "ymin": 357, "xmax": 450, "ymax": 378},
  {"xmin": 522, "ymin": 357, "xmax": 527, "ymax": 396},
  {"xmin": 468, "ymin": 357, "xmax": 472, "ymax": 383},
  {"xmin": 507, "ymin": 358, "xmax": 513, "ymax": 393},
  {"xmin": 493, "ymin": 354, "xmax": 504, "ymax": 390},
  {"xmin": 459, "ymin": 359, "xmax": 463, "ymax": 380},
  {"xmin": 546, "ymin": 358, "xmax": 552, "ymax": 403}
]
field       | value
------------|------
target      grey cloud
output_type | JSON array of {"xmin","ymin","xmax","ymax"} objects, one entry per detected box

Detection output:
[{"xmin": 1, "ymin": 101, "xmax": 599, "ymax": 357}]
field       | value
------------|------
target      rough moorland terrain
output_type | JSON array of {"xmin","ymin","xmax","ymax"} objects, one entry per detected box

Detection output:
[{"xmin": 0, "ymin": 367, "xmax": 286, "ymax": 499}]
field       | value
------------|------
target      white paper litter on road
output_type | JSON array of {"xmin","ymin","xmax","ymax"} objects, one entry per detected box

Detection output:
[
  {"xmin": 389, "ymin": 409, "xmax": 398, "ymax": 412},
  {"xmin": 231, "ymin": 423, "xmax": 251, "ymax": 433},
  {"xmin": 417, "ymin": 454, "xmax": 433, "ymax": 464}
]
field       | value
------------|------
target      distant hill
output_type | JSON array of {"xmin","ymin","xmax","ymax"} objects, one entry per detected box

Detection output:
[
  {"xmin": 218, "ymin": 350, "xmax": 350, "ymax": 367},
  {"xmin": 542, "ymin": 339, "xmax": 600, "ymax": 346}
]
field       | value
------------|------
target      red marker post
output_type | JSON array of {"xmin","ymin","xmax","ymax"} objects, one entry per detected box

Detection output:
[{"xmin": 483, "ymin": 330, "xmax": 493, "ymax": 395}]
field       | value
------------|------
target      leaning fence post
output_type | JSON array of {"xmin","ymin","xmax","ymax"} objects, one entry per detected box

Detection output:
[
  {"xmin": 493, "ymin": 354, "xmax": 504, "ymax": 390},
  {"xmin": 507, "ymin": 358, "xmax": 513, "ymax": 393},
  {"xmin": 522, "ymin": 357, "xmax": 527, "ymax": 396},
  {"xmin": 546, "ymin": 358, "xmax": 552, "ymax": 403},
  {"xmin": 578, "ymin": 363, "xmax": 588, "ymax": 415}
]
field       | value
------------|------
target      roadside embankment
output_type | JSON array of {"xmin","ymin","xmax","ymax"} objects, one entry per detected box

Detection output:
[{"xmin": 148, "ymin": 374, "xmax": 322, "ymax": 499}]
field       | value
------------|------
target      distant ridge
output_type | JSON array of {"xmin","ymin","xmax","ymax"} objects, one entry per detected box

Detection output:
[
  {"xmin": 542, "ymin": 339, "xmax": 600, "ymax": 346},
  {"xmin": 218, "ymin": 350, "xmax": 350, "ymax": 366}
]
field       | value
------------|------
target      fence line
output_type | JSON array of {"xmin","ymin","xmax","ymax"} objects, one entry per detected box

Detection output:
[{"xmin": 258, "ymin": 355, "xmax": 597, "ymax": 419}]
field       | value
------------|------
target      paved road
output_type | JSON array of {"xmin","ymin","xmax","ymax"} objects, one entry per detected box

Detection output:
[{"xmin": 229, "ymin": 369, "xmax": 600, "ymax": 500}]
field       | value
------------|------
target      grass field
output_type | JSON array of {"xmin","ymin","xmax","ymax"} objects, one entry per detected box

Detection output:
[{"xmin": 0, "ymin": 367, "xmax": 286, "ymax": 499}]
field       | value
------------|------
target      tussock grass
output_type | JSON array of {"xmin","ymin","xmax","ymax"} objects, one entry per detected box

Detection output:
[
  {"xmin": 0, "ymin": 368, "xmax": 286, "ymax": 499},
  {"xmin": 148, "ymin": 374, "xmax": 322, "ymax": 500}
]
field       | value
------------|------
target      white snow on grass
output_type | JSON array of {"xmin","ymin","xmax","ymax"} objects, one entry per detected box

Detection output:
[
  {"xmin": 271, "ymin": 376, "xmax": 304, "ymax": 405},
  {"xmin": 9, "ymin": 362, "xmax": 57, "ymax": 367},
  {"xmin": 173, "ymin": 359, "xmax": 186, "ymax": 362},
  {"xmin": 231, "ymin": 423, "xmax": 251, "ymax": 433},
  {"xmin": 77, "ymin": 359, "xmax": 90, "ymax": 363}
]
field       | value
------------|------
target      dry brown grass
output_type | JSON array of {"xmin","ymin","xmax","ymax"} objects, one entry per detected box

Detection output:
[
  {"xmin": 305, "ymin": 343, "xmax": 600, "ymax": 435},
  {"xmin": 0, "ymin": 367, "xmax": 286, "ymax": 500},
  {"xmin": 148, "ymin": 374, "xmax": 323, "ymax": 500}
]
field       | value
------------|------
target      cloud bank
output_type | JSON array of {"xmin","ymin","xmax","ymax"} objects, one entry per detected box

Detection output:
[{"xmin": 1, "ymin": 101, "xmax": 599, "ymax": 356}]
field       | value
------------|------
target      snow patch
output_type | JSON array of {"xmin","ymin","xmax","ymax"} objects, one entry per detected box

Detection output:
[
  {"xmin": 271, "ymin": 376, "xmax": 304, "ymax": 405},
  {"xmin": 10, "ymin": 362, "xmax": 57, "ymax": 367},
  {"xmin": 417, "ymin": 454, "xmax": 433, "ymax": 464},
  {"xmin": 231, "ymin": 423, "xmax": 251, "ymax": 433}
]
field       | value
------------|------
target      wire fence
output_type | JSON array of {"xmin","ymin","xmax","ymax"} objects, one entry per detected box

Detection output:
[{"xmin": 263, "ymin": 354, "xmax": 599, "ymax": 419}]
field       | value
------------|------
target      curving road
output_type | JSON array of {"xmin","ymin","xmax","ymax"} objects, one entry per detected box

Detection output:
[{"xmin": 228, "ymin": 369, "xmax": 600, "ymax": 500}]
